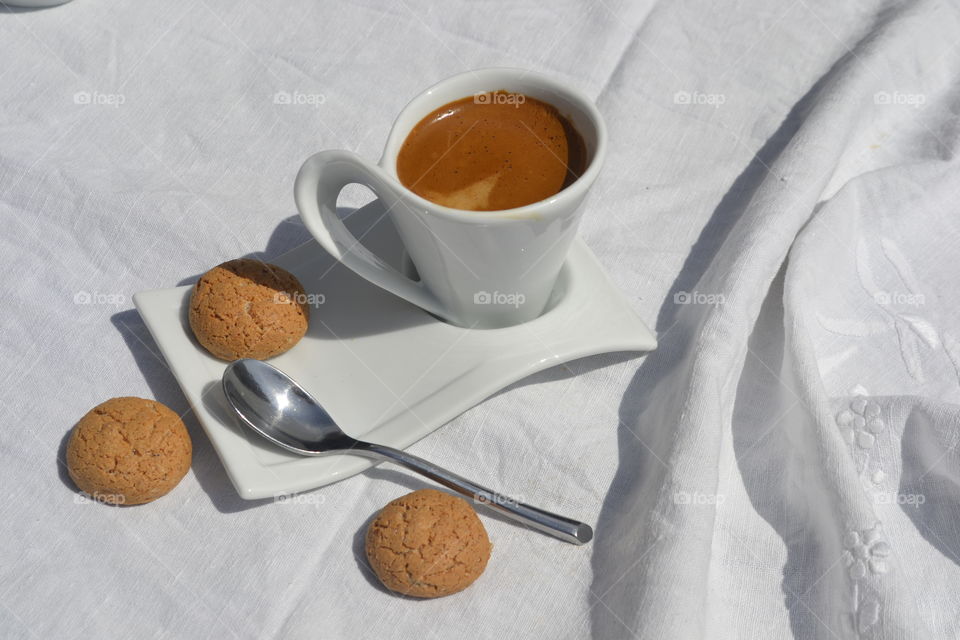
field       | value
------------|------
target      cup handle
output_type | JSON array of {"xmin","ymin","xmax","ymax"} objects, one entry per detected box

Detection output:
[{"xmin": 294, "ymin": 150, "xmax": 448, "ymax": 320}]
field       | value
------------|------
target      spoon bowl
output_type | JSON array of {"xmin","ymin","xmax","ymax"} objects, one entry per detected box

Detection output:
[{"xmin": 223, "ymin": 359, "xmax": 357, "ymax": 454}]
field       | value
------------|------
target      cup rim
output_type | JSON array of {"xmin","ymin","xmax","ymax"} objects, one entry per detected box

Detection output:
[{"xmin": 380, "ymin": 67, "xmax": 607, "ymax": 223}]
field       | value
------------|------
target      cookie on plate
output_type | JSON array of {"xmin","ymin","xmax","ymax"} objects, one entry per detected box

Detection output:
[
  {"xmin": 188, "ymin": 258, "xmax": 309, "ymax": 361},
  {"xmin": 365, "ymin": 488, "xmax": 492, "ymax": 598},
  {"xmin": 66, "ymin": 397, "xmax": 192, "ymax": 505}
]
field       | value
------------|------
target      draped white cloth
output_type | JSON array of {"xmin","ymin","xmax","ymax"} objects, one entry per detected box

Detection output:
[{"xmin": 2, "ymin": 0, "xmax": 959, "ymax": 638}]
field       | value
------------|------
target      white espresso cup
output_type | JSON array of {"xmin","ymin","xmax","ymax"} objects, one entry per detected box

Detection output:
[{"xmin": 294, "ymin": 68, "xmax": 607, "ymax": 329}]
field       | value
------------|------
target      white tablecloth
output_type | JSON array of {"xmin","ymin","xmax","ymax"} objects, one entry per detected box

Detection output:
[{"xmin": 3, "ymin": 0, "xmax": 959, "ymax": 638}]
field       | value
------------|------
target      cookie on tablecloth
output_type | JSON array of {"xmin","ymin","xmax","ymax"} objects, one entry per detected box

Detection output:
[
  {"xmin": 365, "ymin": 488, "xmax": 492, "ymax": 598},
  {"xmin": 66, "ymin": 397, "xmax": 192, "ymax": 505}
]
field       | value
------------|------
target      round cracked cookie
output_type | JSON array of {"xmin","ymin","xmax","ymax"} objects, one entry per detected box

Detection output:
[
  {"xmin": 365, "ymin": 488, "xmax": 492, "ymax": 598},
  {"xmin": 66, "ymin": 397, "xmax": 192, "ymax": 505},
  {"xmin": 188, "ymin": 258, "xmax": 309, "ymax": 361}
]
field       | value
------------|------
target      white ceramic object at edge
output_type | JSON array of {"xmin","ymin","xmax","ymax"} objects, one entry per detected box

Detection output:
[{"xmin": 3, "ymin": 0, "xmax": 73, "ymax": 7}]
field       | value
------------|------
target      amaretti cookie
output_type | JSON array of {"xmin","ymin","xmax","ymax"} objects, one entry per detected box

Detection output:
[
  {"xmin": 365, "ymin": 488, "xmax": 492, "ymax": 598},
  {"xmin": 188, "ymin": 258, "xmax": 309, "ymax": 361},
  {"xmin": 66, "ymin": 397, "xmax": 192, "ymax": 505}
]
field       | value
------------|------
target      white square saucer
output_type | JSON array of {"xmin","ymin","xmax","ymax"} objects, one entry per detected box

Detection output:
[{"xmin": 134, "ymin": 200, "xmax": 656, "ymax": 499}]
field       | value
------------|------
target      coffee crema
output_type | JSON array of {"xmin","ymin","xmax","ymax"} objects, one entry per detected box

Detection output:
[{"xmin": 396, "ymin": 92, "xmax": 587, "ymax": 211}]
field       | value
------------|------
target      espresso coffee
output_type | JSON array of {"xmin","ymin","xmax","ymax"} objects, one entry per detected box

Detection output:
[{"xmin": 396, "ymin": 92, "xmax": 587, "ymax": 211}]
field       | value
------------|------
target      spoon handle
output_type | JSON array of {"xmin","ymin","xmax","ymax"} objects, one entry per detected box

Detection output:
[{"xmin": 363, "ymin": 443, "xmax": 593, "ymax": 545}]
